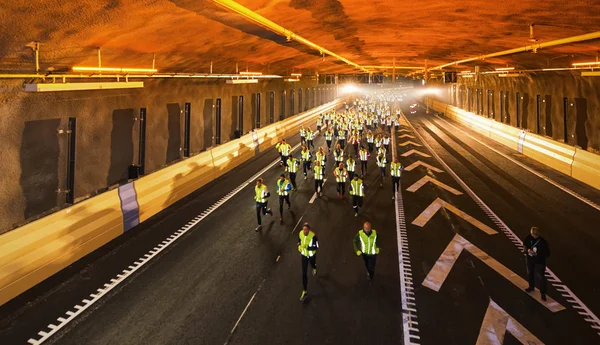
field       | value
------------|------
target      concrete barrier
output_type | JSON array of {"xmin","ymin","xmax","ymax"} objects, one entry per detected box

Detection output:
[
  {"xmin": 424, "ymin": 97, "xmax": 599, "ymax": 191},
  {"xmin": 0, "ymin": 99, "xmax": 343, "ymax": 307}
]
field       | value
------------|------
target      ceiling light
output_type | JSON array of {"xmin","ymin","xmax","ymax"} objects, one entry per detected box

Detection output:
[
  {"xmin": 495, "ymin": 67, "xmax": 515, "ymax": 71},
  {"xmin": 239, "ymin": 71, "xmax": 263, "ymax": 76},
  {"xmin": 572, "ymin": 61, "xmax": 600, "ymax": 67},
  {"xmin": 291, "ymin": 73, "xmax": 302, "ymax": 77},
  {"xmin": 25, "ymin": 82, "xmax": 144, "ymax": 92},
  {"xmin": 460, "ymin": 75, "xmax": 474, "ymax": 78},
  {"xmin": 72, "ymin": 67, "xmax": 158, "ymax": 73},
  {"xmin": 226, "ymin": 79, "xmax": 258, "ymax": 84},
  {"xmin": 498, "ymin": 73, "xmax": 524, "ymax": 77},
  {"xmin": 285, "ymin": 78, "xmax": 300, "ymax": 82}
]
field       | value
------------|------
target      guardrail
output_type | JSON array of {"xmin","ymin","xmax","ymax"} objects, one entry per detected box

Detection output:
[
  {"xmin": 423, "ymin": 97, "xmax": 600, "ymax": 190},
  {"xmin": 0, "ymin": 99, "xmax": 343, "ymax": 307}
]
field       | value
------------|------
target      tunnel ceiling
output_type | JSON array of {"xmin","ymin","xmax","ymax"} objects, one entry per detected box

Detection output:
[{"xmin": 1, "ymin": 0, "xmax": 600, "ymax": 76}]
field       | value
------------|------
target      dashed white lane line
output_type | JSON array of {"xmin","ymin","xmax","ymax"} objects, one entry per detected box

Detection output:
[
  {"xmin": 404, "ymin": 114, "xmax": 600, "ymax": 337},
  {"xmin": 27, "ymin": 140, "xmax": 308, "ymax": 345},
  {"xmin": 308, "ymin": 178, "xmax": 327, "ymax": 203},
  {"xmin": 433, "ymin": 114, "xmax": 600, "ymax": 212}
]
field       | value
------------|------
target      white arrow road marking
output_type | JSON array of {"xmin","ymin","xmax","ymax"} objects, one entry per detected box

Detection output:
[
  {"xmin": 476, "ymin": 299, "xmax": 545, "ymax": 345},
  {"xmin": 398, "ymin": 134, "xmax": 416, "ymax": 139},
  {"xmin": 412, "ymin": 198, "xmax": 497, "ymax": 235},
  {"xmin": 398, "ymin": 129, "xmax": 412, "ymax": 133},
  {"xmin": 401, "ymin": 149, "xmax": 431, "ymax": 158},
  {"xmin": 399, "ymin": 141, "xmax": 423, "ymax": 147},
  {"xmin": 406, "ymin": 176, "xmax": 462, "ymax": 195},
  {"xmin": 423, "ymin": 234, "xmax": 565, "ymax": 312},
  {"xmin": 404, "ymin": 160, "xmax": 443, "ymax": 173}
]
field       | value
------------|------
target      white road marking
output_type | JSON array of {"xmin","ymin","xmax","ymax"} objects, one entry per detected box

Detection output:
[
  {"xmin": 403, "ymin": 160, "xmax": 443, "ymax": 173},
  {"xmin": 392, "ymin": 124, "xmax": 421, "ymax": 345},
  {"xmin": 404, "ymin": 113, "xmax": 600, "ymax": 335},
  {"xmin": 412, "ymin": 198, "xmax": 497, "ymax": 235},
  {"xmin": 433, "ymin": 114, "xmax": 600, "ymax": 212},
  {"xmin": 401, "ymin": 149, "xmax": 431, "ymax": 158},
  {"xmin": 405, "ymin": 176, "xmax": 463, "ymax": 195},
  {"xmin": 308, "ymin": 178, "xmax": 327, "ymax": 203},
  {"xmin": 423, "ymin": 234, "xmax": 564, "ymax": 312},
  {"xmin": 476, "ymin": 299, "xmax": 545, "ymax": 345},
  {"xmin": 399, "ymin": 141, "xmax": 422, "ymax": 147}
]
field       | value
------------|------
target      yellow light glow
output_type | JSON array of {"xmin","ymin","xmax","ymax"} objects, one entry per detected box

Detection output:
[
  {"xmin": 498, "ymin": 73, "xmax": 523, "ymax": 77},
  {"xmin": 72, "ymin": 67, "xmax": 158, "ymax": 73},
  {"xmin": 495, "ymin": 67, "xmax": 515, "ymax": 71},
  {"xmin": 572, "ymin": 61, "xmax": 600, "ymax": 66},
  {"xmin": 581, "ymin": 71, "xmax": 600, "ymax": 76},
  {"xmin": 239, "ymin": 71, "xmax": 263, "ymax": 76},
  {"xmin": 285, "ymin": 78, "xmax": 300, "ymax": 82},
  {"xmin": 291, "ymin": 73, "xmax": 302, "ymax": 77}
]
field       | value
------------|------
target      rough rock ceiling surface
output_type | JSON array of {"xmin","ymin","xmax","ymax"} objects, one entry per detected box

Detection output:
[{"xmin": 1, "ymin": 0, "xmax": 599, "ymax": 75}]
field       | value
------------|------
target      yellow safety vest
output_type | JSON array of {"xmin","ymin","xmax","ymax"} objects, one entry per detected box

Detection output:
[
  {"xmin": 358, "ymin": 230, "xmax": 379, "ymax": 255},
  {"xmin": 334, "ymin": 149, "xmax": 344, "ymax": 162},
  {"xmin": 254, "ymin": 185, "xmax": 268, "ymax": 203},
  {"xmin": 390, "ymin": 162, "xmax": 403, "ymax": 177},
  {"xmin": 301, "ymin": 150, "xmax": 311, "ymax": 161},
  {"xmin": 314, "ymin": 165, "xmax": 324, "ymax": 180},
  {"xmin": 299, "ymin": 231, "xmax": 317, "ymax": 257},
  {"xmin": 350, "ymin": 179, "xmax": 364, "ymax": 197},
  {"xmin": 334, "ymin": 168, "xmax": 348, "ymax": 183},
  {"xmin": 287, "ymin": 158, "xmax": 299, "ymax": 173},
  {"xmin": 316, "ymin": 152, "xmax": 326, "ymax": 164},
  {"xmin": 280, "ymin": 144, "xmax": 291, "ymax": 156},
  {"xmin": 377, "ymin": 156, "xmax": 387, "ymax": 167},
  {"xmin": 277, "ymin": 179, "xmax": 291, "ymax": 196},
  {"xmin": 359, "ymin": 150, "xmax": 369, "ymax": 161},
  {"xmin": 346, "ymin": 159, "xmax": 356, "ymax": 172}
]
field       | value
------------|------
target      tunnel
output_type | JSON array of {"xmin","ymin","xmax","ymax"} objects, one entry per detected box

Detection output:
[{"xmin": 1, "ymin": 1, "xmax": 600, "ymax": 344}]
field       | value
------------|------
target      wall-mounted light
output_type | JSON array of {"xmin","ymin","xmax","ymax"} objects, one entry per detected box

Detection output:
[
  {"xmin": 572, "ymin": 61, "xmax": 600, "ymax": 67},
  {"xmin": 498, "ymin": 73, "xmax": 524, "ymax": 77},
  {"xmin": 226, "ymin": 79, "xmax": 258, "ymax": 84},
  {"xmin": 581, "ymin": 71, "xmax": 600, "ymax": 76},
  {"xmin": 291, "ymin": 73, "xmax": 302, "ymax": 77},
  {"xmin": 495, "ymin": 67, "xmax": 515, "ymax": 71},
  {"xmin": 72, "ymin": 66, "xmax": 158, "ymax": 73},
  {"xmin": 285, "ymin": 78, "xmax": 300, "ymax": 82},
  {"xmin": 239, "ymin": 71, "xmax": 263, "ymax": 76},
  {"xmin": 25, "ymin": 81, "xmax": 144, "ymax": 92}
]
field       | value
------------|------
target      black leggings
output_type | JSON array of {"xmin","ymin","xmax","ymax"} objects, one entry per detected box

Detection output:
[
  {"xmin": 361, "ymin": 161, "xmax": 368, "ymax": 174},
  {"xmin": 301, "ymin": 255, "xmax": 317, "ymax": 290},
  {"xmin": 303, "ymin": 161, "xmax": 311, "ymax": 175},
  {"xmin": 352, "ymin": 195, "xmax": 363, "ymax": 213},
  {"xmin": 362, "ymin": 254, "xmax": 377, "ymax": 279},
  {"xmin": 279, "ymin": 195, "xmax": 291, "ymax": 216},
  {"xmin": 527, "ymin": 258, "xmax": 547, "ymax": 294},
  {"xmin": 307, "ymin": 140, "xmax": 314, "ymax": 149},
  {"xmin": 256, "ymin": 201, "xmax": 269, "ymax": 225},
  {"xmin": 289, "ymin": 172, "xmax": 297, "ymax": 189},
  {"xmin": 392, "ymin": 176, "xmax": 400, "ymax": 194},
  {"xmin": 368, "ymin": 143, "xmax": 374, "ymax": 152},
  {"xmin": 337, "ymin": 182, "xmax": 346, "ymax": 196},
  {"xmin": 347, "ymin": 170, "xmax": 354, "ymax": 180},
  {"xmin": 339, "ymin": 139, "xmax": 346, "ymax": 148},
  {"xmin": 326, "ymin": 140, "xmax": 332, "ymax": 149},
  {"xmin": 315, "ymin": 179, "xmax": 324, "ymax": 193}
]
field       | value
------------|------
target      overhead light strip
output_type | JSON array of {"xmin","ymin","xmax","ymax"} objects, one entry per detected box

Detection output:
[
  {"xmin": 213, "ymin": 0, "xmax": 370, "ymax": 73},
  {"xmin": 73, "ymin": 66, "xmax": 158, "ymax": 73}
]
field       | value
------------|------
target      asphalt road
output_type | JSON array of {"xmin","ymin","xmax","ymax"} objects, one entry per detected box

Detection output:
[{"xmin": 1, "ymin": 101, "xmax": 599, "ymax": 345}]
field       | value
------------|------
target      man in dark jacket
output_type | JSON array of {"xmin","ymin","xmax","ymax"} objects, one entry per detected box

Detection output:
[{"xmin": 523, "ymin": 226, "xmax": 550, "ymax": 301}]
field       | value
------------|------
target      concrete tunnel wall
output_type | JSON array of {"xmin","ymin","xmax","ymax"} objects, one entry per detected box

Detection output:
[
  {"xmin": 0, "ymin": 78, "xmax": 339, "ymax": 234},
  {"xmin": 429, "ymin": 73, "xmax": 600, "ymax": 153}
]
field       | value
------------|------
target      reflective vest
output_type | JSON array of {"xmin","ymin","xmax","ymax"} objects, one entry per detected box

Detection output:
[
  {"xmin": 375, "ymin": 138, "xmax": 382, "ymax": 147},
  {"xmin": 317, "ymin": 118, "xmax": 323, "ymax": 126},
  {"xmin": 378, "ymin": 146, "xmax": 387, "ymax": 156},
  {"xmin": 359, "ymin": 150, "xmax": 369, "ymax": 161},
  {"xmin": 301, "ymin": 150, "xmax": 312, "ymax": 161},
  {"xmin": 280, "ymin": 144, "xmax": 291, "ymax": 156},
  {"xmin": 391, "ymin": 162, "xmax": 403, "ymax": 177},
  {"xmin": 287, "ymin": 158, "xmax": 299, "ymax": 173},
  {"xmin": 316, "ymin": 152, "xmax": 326, "ymax": 164},
  {"xmin": 383, "ymin": 137, "xmax": 390, "ymax": 145},
  {"xmin": 377, "ymin": 155, "xmax": 387, "ymax": 167},
  {"xmin": 325, "ymin": 131, "xmax": 334, "ymax": 141},
  {"xmin": 334, "ymin": 167, "xmax": 348, "ymax": 183},
  {"xmin": 358, "ymin": 230, "xmax": 379, "ymax": 255},
  {"xmin": 254, "ymin": 185, "xmax": 268, "ymax": 203},
  {"xmin": 334, "ymin": 149, "xmax": 344, "ymax": 162},
  {"xmin": 277, "ymin": 179, "xmax": 292, "ymax": 196},
  {"xmin": 346, "ymin": 159, "xmax": 356, "ymax": 172},
  {"xmin": 313, "ymin": 165, "xmax": 324, "ymax": 180},
  {"xmin": 350, "ymin": 179, "xmax": 364, "ymax": 197},
  {"xmin": 299, "ymin": 231, "xmax": 317, "ymax": 257},
  {"xmin": 307, "ymin": 130, "xmax": 314, "ymax": 140},
  {"xmin": 338, "ymin": 130, "xmax": 346, "ymax": 140},
  {"xmin": 300, "ymin": 128, "xmax": 306, "ymax": 137}
]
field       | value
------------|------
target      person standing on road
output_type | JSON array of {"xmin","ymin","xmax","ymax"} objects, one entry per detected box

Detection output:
[
  {"xmin": 279, "ymin": 139, "xmax": 292, "ymax": 171},
  {"xmin": 376, "ymin": 152, "xmax": 387, "ymax": 187},
  {"xmin": 353, "ymin": 222, "xmax": 380, "ymax": 280},
  {"xmin": 333, "ymin": 163, "xmax": 348, "ymax": 199},
  {"xmin": 313, "ymin": 159, "xmax": 325, "ymax": 197},
  {"xmin": 359, "ymin": 146, "xmax": 369, "ymax": 176},
  {"xmin": 286, "ymin": 155, "xmax": 300, "ymax": 190},
  {"xmin": 346, "ymin": 154, "xmax": 356, "ymax": 180},
  {"xmin": 254, "ymin": 178, "xmax": 273, "ymax": 231},
  {"xmin": 325, "ymin": 128, "xmax": 334, "ymax": 155},
  {"xmin": 306, "ymin": 128, "xmax": 315, "ymax": 150},
  {"xmin": 349, "ymin": 174, "xmax": 365, "ymax": 217},
  {"xmin": 523, "ymin": 226, "xmax": 551, "ymax": 301},
  {"xmin": 276, "ymin": 174, "xmax": 292, "ymax": 224},
  {"xmin": 298, "ymin": 222, "xmax": 318, "ymax": 301},
  {"xmin": 390, "ymin": 157, "xmax": 403, "ymax": 200},
  {"xmin": 301, "ymin": 145, "xmax": 312, "ymax": 179}
]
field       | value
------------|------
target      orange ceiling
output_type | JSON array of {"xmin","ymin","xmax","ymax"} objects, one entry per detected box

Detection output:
[{"xmin": 1, "ymin": 0, "xmax": 599, "ymax": 75}]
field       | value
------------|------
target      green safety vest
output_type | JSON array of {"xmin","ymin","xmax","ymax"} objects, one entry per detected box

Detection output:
[
  {"xmin": 391, "ymin": 162, "xmax": 402, "ymax": 177},
  {"xmin": 377, "ymin": 156, "xmax": 387, "ymax": 167},
  {"xmin": 346, "ymin": 159, "xmax": 356, "ymax": 172},
  {"xmin": 299, "ymin": 231, "xmax": 317, "ymax": 257},
  {"xmin": 255, "ymin": 185, "xmax": 268, "ymax": 203},
  {"xmin": 334, "ymin": 149, "xmax": 344, "ymax": 162},
  {"xmin": 280, "ymin": 144, "xmax": 291, "ymax": 156},
  {"xmin": 325, "ymin": 131, "xmax": 334, "ymax": 140},
  {"xmin": 277, "ymin": 179, "xmax": 291, "ymax": 196},
  {"xmin": 287, "ymin": 158, "xmax": 299, "ymax": 173},
  {"xmin": 314, "ymin": 165, "xmax": 324, "ymax": 180},
  {"xmin": 358, "ymin": 230, "xmax": 378, "ymax": 255},
  {"xmin": 301, "ymin": 150, "xmax": 311, "ymax": 161},
  {"xmin": 359, "ymin": 150, "xmax": 369, "ymax": 161},
  {"xmin": 334, "ymin": 168, "xmax": 348, "ymax": 183},
  {"xmin": 350, "ymin": 179, "xmax": 364, "ymax": 196}
]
